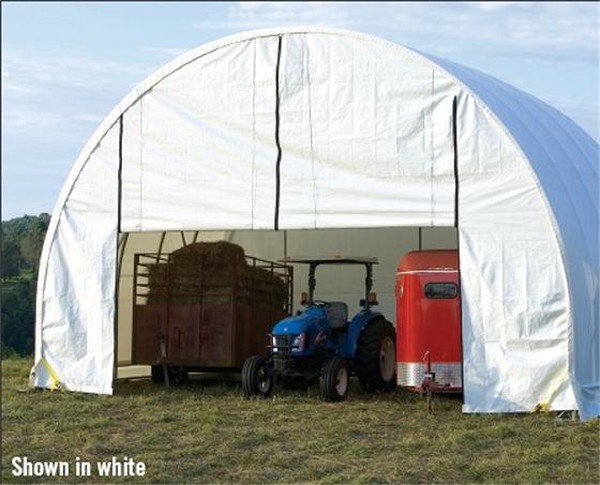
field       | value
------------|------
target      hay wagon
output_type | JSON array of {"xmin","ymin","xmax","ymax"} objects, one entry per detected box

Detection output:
[{"xmin": 131, "ymin": 241, "xmax": 293, "ymax": 383}]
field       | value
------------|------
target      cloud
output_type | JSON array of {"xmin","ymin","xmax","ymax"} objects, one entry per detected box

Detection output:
[
  {"xmin": 194, "ymin": 1, "xmax": 366, "ymax": 31},
  {"xmin": 544, "ymin": 98, "xmax": 599, "ymax": 142},
  {"xmin": 470, "ymin": 1, "xmax": 520, "ymax": 12},
  {"xmin": 2, "ymin": 50, "xmax": 157, "ymax": 133},
  {"xmin": 192, "ymin": 2, "xmax": 598, "ymax": 63},
  {"xmin": 3, "ymin": 51, "xmax": 150, "ymax": 96},
  {"xmin": 142, "ymin": 47, "xmax": 191, "ymax": 59},
  {"xmin": 1, "ymin": 49, "xmax": 161, "ymax": 218},
  {"xmin": 2, "ymin": 111, "xmax": 63, "ymax": 129}
]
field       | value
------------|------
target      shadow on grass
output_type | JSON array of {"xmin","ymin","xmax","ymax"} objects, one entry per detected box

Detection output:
[
  {"xmin": 113, "ymin": 373, "xmax": 464, "ymax": 410},
  {"xmin": 113, "ymin": 372, "xmax": 242, "ymax": 396}
]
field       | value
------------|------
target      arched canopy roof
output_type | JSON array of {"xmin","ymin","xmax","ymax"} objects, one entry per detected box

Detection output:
[{"xmin": 33, "ymin": 27, "xmax": 598, "ymax": 419}]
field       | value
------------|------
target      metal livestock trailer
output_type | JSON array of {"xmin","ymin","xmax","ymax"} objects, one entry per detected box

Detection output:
[{"xmin": 395, "ymin": 250, "xmax": 462, "ymax": 399}]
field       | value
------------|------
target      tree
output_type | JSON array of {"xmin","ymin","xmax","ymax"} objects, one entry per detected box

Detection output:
[
  {"xmin": 1, "ymin": 213, "xmax": 50, "ymax": 355},
  {"xmin": 2, "ymin": 213, "xmax": 50, "ymax": 272},
  {"xmin": 20, "ymin": 223, "xmax": 46, "ymax": 273},
  {"xmin": 1, "ymin": 237, "xmax": 22, "ymax": 280},
  {"xmin": 1, "ymin": 279, "xmax": 35, "ymax": 355}
]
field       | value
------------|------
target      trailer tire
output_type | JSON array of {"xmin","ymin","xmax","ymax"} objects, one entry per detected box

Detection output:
[
  {"xmin": 242, "ymin": 355, "xmax": 272, "ymax": 398},
  {"xmin": 355, "ymin": 318, "xmax": 396, "ymax": 392},
  {"xmin": 320, "ymin": 357, "xmax": 349, "ymax": 402},
  {"xmin": 151, "ymin": 364, "xmax": 165, "ymax": 384},
  {"xmin": 170, "ymin": 366, "xmax": 189, "ymax": 385},
  {"xmin": 151, "ymin": 365, "xmax": 188, "ymax": 385}
]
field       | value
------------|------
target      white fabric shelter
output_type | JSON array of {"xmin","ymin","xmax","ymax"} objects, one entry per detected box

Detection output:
[{"xmin": 32, "ymin": 27, "xmax": 598, "ymax": 419}]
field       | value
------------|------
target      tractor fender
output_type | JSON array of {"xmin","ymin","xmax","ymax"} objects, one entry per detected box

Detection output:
[{"xmin": 344, "ymin": 310, "xmax": 384, "ymax": 358}]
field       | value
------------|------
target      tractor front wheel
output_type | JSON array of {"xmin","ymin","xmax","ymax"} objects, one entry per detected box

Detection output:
[
  {"xmin": 320, "ymin": 357, "xmax": 349, "ymax": 402},
  {"xmin": 355, "ymin": 318, "xmax": 396, "ymax": 392},
  {"xmin": 242, "ymin": 355, "xmax": 273, "ymax": 398}
]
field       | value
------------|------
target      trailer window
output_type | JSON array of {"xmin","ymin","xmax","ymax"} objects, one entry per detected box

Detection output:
[{"xmin": 424, "ymin": 282, "xmax": 458, "ymax": 299}]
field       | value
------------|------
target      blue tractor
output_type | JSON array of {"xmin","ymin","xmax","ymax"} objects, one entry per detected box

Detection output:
[{"xmin": 242, "ymin": 257, "xmax": 396, "ymax": 401}]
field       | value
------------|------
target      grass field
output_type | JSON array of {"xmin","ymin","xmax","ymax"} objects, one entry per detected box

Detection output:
[{"xmin": 2, "ymin": 356, "xmax": 599, "ymax": 484}]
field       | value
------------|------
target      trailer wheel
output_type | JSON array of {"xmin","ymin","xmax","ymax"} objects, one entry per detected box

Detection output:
[
  {"xmin": 170, "ymin": 366, "xmax": 189, "ymax": 385},
  {"xmin": 355, "ymin": 318, "xmax": 396, "ymax": 392},
  {"xmin": 151, "ymin": 364, "xmax": 165, "ymax": 384},
  {"xmin": 320, "ymin": 357, "xmax": 349, "ymax": 402},
  {"xmin": 151, "ymin": 365, "xmax": 188, "ymax": 385},
  {"xmin": 242, "ymin": 355, "xmax": 272, "ymax": 398}
]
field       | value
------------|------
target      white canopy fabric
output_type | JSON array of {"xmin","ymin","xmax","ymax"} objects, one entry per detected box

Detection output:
[{"xmin": 32, "ymin": 27, "xmax": 598, "ymax": 419}]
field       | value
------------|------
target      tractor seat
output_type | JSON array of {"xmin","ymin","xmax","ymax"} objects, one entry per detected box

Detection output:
[{"xmin": 325, "ymin": 302, "xmax": 348, "ymax": 329}]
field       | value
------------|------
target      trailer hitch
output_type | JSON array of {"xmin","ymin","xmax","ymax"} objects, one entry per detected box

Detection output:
[{"xmin": 420, "ymin": 351, "xmax": 437, "ymax": 413}]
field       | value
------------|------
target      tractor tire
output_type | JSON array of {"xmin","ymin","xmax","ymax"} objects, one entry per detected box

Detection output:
[
  {"xmin": 319, "ymin": 357, "xmax": 349, "ymax": 402},
  {"xmin": 355, "ymin": 318, "xmax": 396, "ymax": 392},
  {"xmin": 242, "ymin": 355, "xmax": 273, "ymax": 398}
]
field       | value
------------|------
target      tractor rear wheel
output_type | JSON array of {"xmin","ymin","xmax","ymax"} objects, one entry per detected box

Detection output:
[
  {"xmin": 320, "ymin": 357, "xmax": 349, "ymax": 402},
  {"xmin": 242, "ymin": 355, "xmax": 273, "ymax": 398},
  {"xmin": 355, "ymin": 318, "xmax": 396, "ymax": 392}
]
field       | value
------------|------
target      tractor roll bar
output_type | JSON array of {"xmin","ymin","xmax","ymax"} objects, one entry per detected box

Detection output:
[{"xmin": 279, "ymin": 256, "xmax": 378, "ymax": 311}]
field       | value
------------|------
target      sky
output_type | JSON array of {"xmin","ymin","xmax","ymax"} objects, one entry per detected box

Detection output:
[{"xmin": 2, "ymin": 1, "xmax": 598, "ymax": 220}]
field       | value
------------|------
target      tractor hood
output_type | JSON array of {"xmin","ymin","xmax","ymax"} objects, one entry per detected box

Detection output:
[{"xmin": 272, "ymin": 306, "xmax": 327, "ymax": 336}]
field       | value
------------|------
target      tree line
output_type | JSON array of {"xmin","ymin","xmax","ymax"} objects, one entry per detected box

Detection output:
[{"xmin": 1, "ymin": 213, "xmax": 50, "ymax": 356}]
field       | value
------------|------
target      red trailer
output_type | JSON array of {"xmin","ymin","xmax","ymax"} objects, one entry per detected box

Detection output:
[{"xmin": 395, "ymin": 250, "xmax": 462, "ymax": 394}]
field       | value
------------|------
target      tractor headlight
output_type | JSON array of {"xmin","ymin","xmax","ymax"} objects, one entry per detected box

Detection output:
[{"xmin": 291, "ymin": 332, "xmax": 306, "ymax": 352}]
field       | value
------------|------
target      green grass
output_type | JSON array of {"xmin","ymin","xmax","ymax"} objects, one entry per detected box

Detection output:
[{"xmin": 2, "ymin": 356, "xmax": 599, "ymax": 484}]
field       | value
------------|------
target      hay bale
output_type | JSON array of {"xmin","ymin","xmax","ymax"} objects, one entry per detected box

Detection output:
[
  {"xmin": 144, "ymin": 241, "xmax": 289, "ymax": 308},
  {"xmin": 170, "ymin": 241, "xmax": 245, "ymax": 268},
  {"xmin": 242, "ymin": 266, "xmax": 288, "ymax": 305},
  {"xmin": 146, "ymin": 263, "xmax": 168, "ymax": 304}
]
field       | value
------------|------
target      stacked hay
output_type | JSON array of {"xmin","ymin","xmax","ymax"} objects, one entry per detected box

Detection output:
[{"xmin": 146, "ymin": 241, "xmax": 288, "ymax": 307}]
